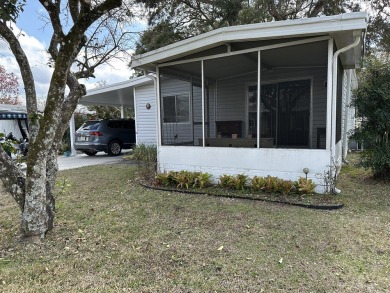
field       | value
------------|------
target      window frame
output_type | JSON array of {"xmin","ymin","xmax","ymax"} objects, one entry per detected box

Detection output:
[
  {"xmin": 246, "ymin": 76, "xmax": 313, "ymax": 148},
  {"xmin": 162, "ymin": 92, "xmax": 191, "ymax": 124}
]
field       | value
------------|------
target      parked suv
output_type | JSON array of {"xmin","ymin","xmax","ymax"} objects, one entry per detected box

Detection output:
[{"xmin": 75, "ymin": 119, "xmax": 136, "ymax": 156}]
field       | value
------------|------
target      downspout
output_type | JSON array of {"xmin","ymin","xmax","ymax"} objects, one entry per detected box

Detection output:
[
  {"xmin": 342, "ymin": 70, "xmax": 352, "ymax": 162},
  {"xmin": 144, "ymin": 69, "xmax": 161, "ymax": 170},
  {"xmin": 330, "ymin": 35, "xmax": 361, "ymax": 193}
]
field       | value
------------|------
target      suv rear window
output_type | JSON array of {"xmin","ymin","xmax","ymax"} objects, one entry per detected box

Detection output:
[
  {"xmin": 78, "ymin": 121, "xmax": 101, "ymax": 131},
  {"xmin": 107, "ymin": 120, "xmax": 135, "ymax": 129}
]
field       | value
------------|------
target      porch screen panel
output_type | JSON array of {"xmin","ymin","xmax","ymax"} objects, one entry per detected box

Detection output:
[
  {"xmin": 277, "ymin": 80, "xmax": 310, "ymax": 147},
  {"xmin": 249, "ymin": 84, "xmax": 277, "ymax": 139},
  {"xmin": 260, "ymin": 84, "xmax": 277, "ymax": 141}
]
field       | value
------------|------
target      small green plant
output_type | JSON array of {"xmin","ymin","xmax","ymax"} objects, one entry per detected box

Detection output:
[
  {"xmin": 296, "ymin": 177, "xmax": 316, "ymax": 195},
  {"xmin": 0, "ymin": 133, "xmax": 17, "ymax": 155},
  {"xmin": 219, "ymin": 174, "xmax": 233, "ymax": 188},
  {"xmin": 131, "ymin": 144, "xmax": 158, "ymax": 180},
  {"xmin": 55, "ymin": 177, "xmax": 71, "ymax": 198},
  {"xmin": 263, "ymin": 176, "xmax": 280, "ymax": 193},
  {"xmin": 131, "ymin": 144, "xmax": 157, "ymax": 162},
  {"xmin": 194, "ymin": 172, "xmax": 213, "ymax": 188},
  {"xmin": 279, "ymin": 179, "xmax": 295, "ymax": 195},
  {"xmin": 155, "ymin": 172, "xmax": 175, "ymax": 187},
  {"xmin": 175, "ymin": 170, "xmax": 196, "ymax": 189},
  {"xmin": 251, "ymin": 176, "xmax": 265, "ymax": 191},
  {"xmin": 230, "ymin": 174, "xmax": 248, "ymax": 190}
]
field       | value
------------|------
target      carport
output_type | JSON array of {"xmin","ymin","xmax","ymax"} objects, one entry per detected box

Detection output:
[{"xmin": 69, "ymin": 76, "xmax": 153, "ymax": 155}]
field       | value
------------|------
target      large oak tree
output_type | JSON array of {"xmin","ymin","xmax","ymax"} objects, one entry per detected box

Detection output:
[
  {"xmin": 136, "ymin": 0, "xmax": 389, "ymax": 54},
  {"xmin": 0, "ymin": 0, "xmax": 136, "ymax": 239}
]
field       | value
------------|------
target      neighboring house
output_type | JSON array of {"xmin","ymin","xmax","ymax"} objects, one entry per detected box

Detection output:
[
  {"xmin": 78, "ymin": 12, "xmax": 368, "ymax": 193},
  {"xmin": 0, "ymin": 104, "xmax": 29, "ymax": 141}
]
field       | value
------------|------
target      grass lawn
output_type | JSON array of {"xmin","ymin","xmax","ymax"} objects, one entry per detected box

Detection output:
[{"xmin": 0, "ymin": 153, "xmax": 389, "ymax": 292}]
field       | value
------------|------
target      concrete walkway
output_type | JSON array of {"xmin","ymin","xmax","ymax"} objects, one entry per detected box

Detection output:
[{"xmin": 57, "ymin": 150, "xmax": 133, "ymax": 171}]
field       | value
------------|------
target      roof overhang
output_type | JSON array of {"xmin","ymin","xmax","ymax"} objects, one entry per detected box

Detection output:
[
  {"xmin": 80, "ymin": 76, "xmax": 153, "ymax": 107},
  {"xmin": 131, "ymin": 12, "xmax": 368, "ymax": 70}
]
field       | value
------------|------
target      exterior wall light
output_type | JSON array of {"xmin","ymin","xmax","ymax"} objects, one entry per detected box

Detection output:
[
  {"xmin": 303, "ymin": 168, "xmax": 309, "ymax": 179},
  {"xmin": 146, "ymin": 103, "xmax": 151, "ymax": 110}
]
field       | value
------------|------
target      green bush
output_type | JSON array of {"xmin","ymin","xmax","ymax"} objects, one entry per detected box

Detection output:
[
  {"xmin": 194, "ymin": 172, "xmax": 213, "ymax": 188},
  {"xmin": 263, "ymin": 176, "xmax": 280, "ymax": 193},
  {"xmin": 251, "ymin": 176, "xmax": 265, "ymax": 191},
  {"xmin": 279, "ymin": 180, "xmax": 295, "ymax": 195},
  {"xmin": 295, "ymin": 177, "xmax": 316, "ymax": 195},
  {"xmin": 155, "ymin": 171, "xmax": 317, "ymax": 195},
  {"xmin": 156, "ymin": 170, "xmax": 213, "ymax": 189},
  {"xmin": 350, "ymin": 57, "xmax": 390, "ymax": 180},
  {"xmin": 132, "ymin": 144, "xmax": 157, "ymax": 180},
  {"xmin": 219, "ymin": 174, "xmax": 233, "ymax": 188},
  {"xmin": 219, "ymin": 174, "xmax": 248, "ymax": 190}
]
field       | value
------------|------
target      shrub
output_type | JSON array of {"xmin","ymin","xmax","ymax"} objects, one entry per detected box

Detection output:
[
  {"xmin": 279, "ymin": 179, "xmax": 295, "ymax": 195},
  {"xmin": 263, "ymin": 176, "xmax": 280, "ymax": 193},
  {"xmin": 350, "ymin": 57, "xmax": 390, "ymax": 180},
  {"xmin": 132, "ymin": 144, "xmax": 157, "ymax": 162},
  {"xmin": 175, "ymin": 170, "xmax": 196, "ymax": 189},
  {"xmin": 219, "ymin": 174, "xmax": 248, "ymax": 190},
  {"xmin": 155, "ymin": 172, "xmax": 175, "ymax": 187},
  {"xmin": 251, "ymin": 176, "xmax": 265, "ymax": 191},
  {"xmin": 296, "ymin": 177, "xmax": 316, "ymax": 195},
  {"xmin": 155, "ymin": 170, "xmax": 213, "ymax": 190},
  {"xmin": 132, "ymin": 144, "xmax": 157, "ymax": 180},
  {"xmin": 230, "ymin": 174, "xmax": 248, "ymax": 190},
  {"xmin": 194, "ymin": 172, "xmax": 213, "ymax": 188},
  {"xmin": 219, "ymin": 174, "xmax": 233, "ymax": 188}
]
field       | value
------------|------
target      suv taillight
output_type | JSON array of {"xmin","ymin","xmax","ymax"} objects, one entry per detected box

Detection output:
[{"xmin": 89, "ymin": 131, "xmax": 103, "ymax": 136}]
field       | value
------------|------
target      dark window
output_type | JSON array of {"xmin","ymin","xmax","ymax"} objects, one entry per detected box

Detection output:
[{"xmin": 162, "ymin": 94, "xmax": 190, "ymax": 123}]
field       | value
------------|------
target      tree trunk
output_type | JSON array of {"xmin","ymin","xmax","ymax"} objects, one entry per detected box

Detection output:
[{"xmin": 21, "ymin": 158, "xmax": 54, "ymax": 237}]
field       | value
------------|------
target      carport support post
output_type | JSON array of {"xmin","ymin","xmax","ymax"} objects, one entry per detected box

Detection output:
[
  {"xmin": 69, "ymin": 113, "xmax": 77, "ymax": 156},
  {"xmin": 120, "ymin": 105, "xmax": 125, "ymax": 118}
]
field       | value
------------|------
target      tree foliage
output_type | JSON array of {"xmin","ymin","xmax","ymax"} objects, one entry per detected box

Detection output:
[
  {"xmin": 0, "ymin": 0, "xmax": 137, "ymax": 238},
  {"xmin": 351, "ymin": 56, "xmax": 390, "ymax": 180},
  {"xmin": 0, "ymin": 65, "xmax": 20, "ymax": 105},
  {"xmin": 135, "ymin": 0, "xmax": 390, "ymax": 54}
]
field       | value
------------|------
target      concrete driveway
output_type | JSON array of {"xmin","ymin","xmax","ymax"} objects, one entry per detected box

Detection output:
[{"xmin": 57, "ymin": 150, "xmax": 133, "ymax": 171}]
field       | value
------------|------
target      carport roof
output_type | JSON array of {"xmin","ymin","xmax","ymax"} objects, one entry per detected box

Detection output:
[
  {"xmin": 131, "ymin": 12, "xmax": 368, "ymax": 70},
  {"xmin": 80, "ymin": 76, "xmax": 153, "ymax": 107}
]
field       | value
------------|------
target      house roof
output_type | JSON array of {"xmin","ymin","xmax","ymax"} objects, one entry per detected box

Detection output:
[
  {"xmin": 131, "ymin": 12, "xmax": 368, "ymax": 70},
  {"xmin": 80, "ymin": 75, "xmax": 153, "ymax": 107}
]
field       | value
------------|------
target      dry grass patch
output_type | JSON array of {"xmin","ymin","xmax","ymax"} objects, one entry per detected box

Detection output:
[{"xmin": 0, "ymin": 155, "xmax": 389, "ymax": 292}]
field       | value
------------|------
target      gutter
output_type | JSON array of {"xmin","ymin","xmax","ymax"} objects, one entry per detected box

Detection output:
[
  {"xmin": 144, "ymin": 70, "xmax": 161, "ymax": 168},
  {"xmin": 330, "ymin": 34, "xmax": 361, "ymax": 193}
]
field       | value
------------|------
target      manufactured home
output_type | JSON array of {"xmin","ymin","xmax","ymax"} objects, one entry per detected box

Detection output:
[
  {"xmin": 78, "ymin": 12, "xmax": 367, "ymax": 193},
  {"xmin": 0, "ymin": 104, "xmax": 28, "ymax": 141}
]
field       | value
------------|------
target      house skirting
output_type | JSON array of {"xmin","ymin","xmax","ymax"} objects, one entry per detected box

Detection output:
[{"xmin": 158, "ymin": 146, "xmax": 331, "ymax": 193}]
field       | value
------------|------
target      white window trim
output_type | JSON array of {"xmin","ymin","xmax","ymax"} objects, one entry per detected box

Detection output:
[{"xmin": 162, "ymin": 92, "xmax": 191, "ymax": 125}]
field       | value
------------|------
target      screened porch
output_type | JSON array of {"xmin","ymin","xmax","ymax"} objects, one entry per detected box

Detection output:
[{"xmin": 157, "ymin": 37, "xmax": 333, "ymax": 150}]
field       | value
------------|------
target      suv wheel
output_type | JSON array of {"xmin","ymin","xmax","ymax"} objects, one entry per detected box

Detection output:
[
  {"xmin": 108, "ymin": 140, "xmax": 122, "ymax": 156},
  {"xmin": 84, "ymin": 150, "xmax": 98, "ymax": 156}
]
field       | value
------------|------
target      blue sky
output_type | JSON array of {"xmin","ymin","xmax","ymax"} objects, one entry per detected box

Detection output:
[{"xmin": 0, "ymin": 2, "xmax": 145, "ymax": 101}]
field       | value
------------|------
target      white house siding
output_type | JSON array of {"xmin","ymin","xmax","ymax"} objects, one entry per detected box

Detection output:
[
  {"xmin": 134, "ymin": 83, "xmax": 157, "ymax": 145},
  {"xmin": 158, "ymin": 146, "xmax": 331, "ymax": 193},
  {"xmin": 216, "ymin": 67, "xmax": 328, "ymax": 148},
  {"xmin": 160, "ymin": 77, "xmax": 193, "ymax": 144}
]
